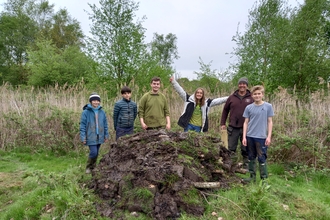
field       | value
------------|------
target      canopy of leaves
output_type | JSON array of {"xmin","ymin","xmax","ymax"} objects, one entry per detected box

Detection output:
[
  {"xmin": 231, "ymin": 0, "xmax": 330, "ymax": 101},
  {"xmin": 86, "ymin": 0, "xmax": 178, "ymax": 97},
  {"xmin": 0, "ymin": 0, "xmax": 86, "ymax": 86},
  {"xmin": 27, "ymin": 39, "xmax": 94, "ymax": 87}
]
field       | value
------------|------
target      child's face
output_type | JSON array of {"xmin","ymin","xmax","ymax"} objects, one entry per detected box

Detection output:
[
  {"xmin": 252, "ymin": 89, "xmax": 264, "ymax": 102},
  {"xmin": 122, "ymin": 92, "xmax": 131, "ymax": 100},
  {"xmin": 150, "ymin": 80, "xmax": 161, "ymax": 93},
  {"xmin": 195, "ymin": 89, "xmax": 204, "ymax": 100},
  {"xmin": 91, "ymin": 100, "xmax": 100, "ymax": 108}
]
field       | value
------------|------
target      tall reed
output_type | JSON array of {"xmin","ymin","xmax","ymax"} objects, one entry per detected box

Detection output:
[{"xmin": 0, "ymin": 83, "xmax": 329, "ymax": 168}]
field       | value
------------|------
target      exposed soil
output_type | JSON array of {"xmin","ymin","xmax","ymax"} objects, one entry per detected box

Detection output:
[{"xmin": 89, "ymin": 130, "xmax": 245, "ymax": 219}]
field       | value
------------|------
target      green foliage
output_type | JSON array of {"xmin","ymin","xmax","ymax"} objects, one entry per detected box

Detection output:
[
  {"xmin": 27, "ymin": 39, "xmax": 94, "ymax": 87},
  {"xmin": 38, "ymin": 8, "xmax": 85, "ymax": 49},
  {"xmin": 150, "ymin": 33, "xmax": 179, "ymax": 68},
  {"xmin": 231, "ymin": 0, "xmax": 330, "ymax": 101},
  {"xmin": 3, "ymin": 104, "xmax": 80, "ymax": 152},
  {"xmin": 0, "ymin": 0, "xmax": 85, "ymax": 86},
  {"xmin": 86, "ymin": 0, "xmax": 177, "ymax": 97},
  {"xmin": 0, "ymin": 10, "xmax": 38, "ymax": 85},
  {"xmin": 86, "ymin": 0, "xmax": 146, "ymax": 95}
]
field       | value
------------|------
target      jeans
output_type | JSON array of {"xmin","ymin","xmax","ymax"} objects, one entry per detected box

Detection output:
[
  {"xmin": 116, "ymin": 126, "xmax": 134, "ymax": 140},
  {"xmin": 246, "ymin": 136, "xmax": 268, "ymax": 163},
  {"xmin": 88, "ymin": 144, "xmax": 101, "ymax": 159},
  {"xmin": 184, "ymin": 123, "xmax": 202, "ymax": 132}
]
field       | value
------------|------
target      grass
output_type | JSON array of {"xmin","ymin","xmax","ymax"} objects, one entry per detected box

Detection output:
[
  {"xmin": 0, "ymin": 148, "xmax": 108, "ymax": 220},
  {"xmin": 1, "ymin": 150, "xmax": 330, "ymax": 219}
]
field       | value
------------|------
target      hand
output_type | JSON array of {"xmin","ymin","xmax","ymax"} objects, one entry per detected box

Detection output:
[
  {"xmin": 141, "ymin": 122, "xmax": 148, "ymax": 130},
  {"xmin": 242, "ymin": 138, "xmax": 247, "ymax": 147},
  {"xmin": 265, "ymin": 137, "xmax": 271, "ymax": 146},
  {"xmin": 166, "ymin": 123, "xmax": 171, "ymax": 130},
  {"xmin": 221, "ymin": 125, "xmax": 226, "ymax": 130},
  {"xmin": 170, "ymin": 76, "xmax": 173, "ymax": 82}
]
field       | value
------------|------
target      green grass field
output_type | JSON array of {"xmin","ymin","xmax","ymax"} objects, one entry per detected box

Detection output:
[{"xmin": 1, "ymin": 147, "xmax": 329, "ymax": 220}]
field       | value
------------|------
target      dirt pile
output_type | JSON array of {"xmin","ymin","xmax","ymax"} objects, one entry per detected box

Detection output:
[{"xmin": 89, "ymin": 130, "xmax": 244, "ymax": 219}]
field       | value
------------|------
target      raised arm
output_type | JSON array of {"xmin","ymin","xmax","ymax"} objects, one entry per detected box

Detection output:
[{"xmin": 170, "ymin": 76, "xmax": 189, "ymax": 101}]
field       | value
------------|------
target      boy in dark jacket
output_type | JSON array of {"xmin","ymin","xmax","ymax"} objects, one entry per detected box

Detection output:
[
  {"xmin": 113, "ymin": 86, "xmax": 137, "ymax": 140},
  {"xmin": 80, "ymin": 92, "xmax": 109, "ymax": 174}
]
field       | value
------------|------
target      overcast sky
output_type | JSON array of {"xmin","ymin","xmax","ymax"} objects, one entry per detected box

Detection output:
[{"xmin": 1, "ymin": 0, "xmax": 303, "ymax": 79}]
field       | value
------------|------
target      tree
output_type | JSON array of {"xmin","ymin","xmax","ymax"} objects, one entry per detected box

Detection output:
[
  {"xmin": 231, "ymin": 0, "xmax": 330, "ymax": 100},
  {"xmin": 27, "ymin": 39, "xmax": 94, "ymax": 87},
  {"xmin": 86, "ymin": 0, "xmax": 148, "ymax": 95},
  {"xmin": 193, "ymin": 57, "xmax": 223, "ymax": 94},
  {"xmin": 231, "ymin": 0, "xmax": 290, "ymax": 88},
  {"xmin": 278, "ymin": 0, "xmax": 330, "ymax": 99},
  {"xmin": 150, "ymin": 33, "xmax": 179, "ymax": 69},
  {"xmin": 0, "ymin": 0, "xmax": 86, "ymax": 85},
  {"xmin": 39, "ymin": 8, "xmax": 85, "ymax": 49},
  {"xmin": 0, "ymin": 0, "xmax": 39, "ymax": 84}
]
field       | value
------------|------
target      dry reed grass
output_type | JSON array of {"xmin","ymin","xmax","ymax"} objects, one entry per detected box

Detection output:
[{"xmin": 0, "ymin": 84, "xmax": 329, "ymax": 167}]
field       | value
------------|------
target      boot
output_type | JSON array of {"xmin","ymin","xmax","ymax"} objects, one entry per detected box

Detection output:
[
  {"xmin": 259, "ymin": 162, "xmax": 268, "ymax": 185},
  {"xmin": 242, "ymin": 155, "xmax": 249, "ymax": 171},
  {"xmin": 90, "ymin": 157, "xmax": 97, "ymax": 169},
  {"xmin": 85, "ymin": 158, "xmax": 93, "ymax": 174},
  {"xmin": 85, "ymin": 157, "xmax": 97, "ymax": 174},
  {"xmin": 243, "ymin": 160, "xmax": 256, "ymax": 183}
]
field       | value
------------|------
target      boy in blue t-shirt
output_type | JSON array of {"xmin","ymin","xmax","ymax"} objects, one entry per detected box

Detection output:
[{"xmin": 242, "ymin": 85, "xmax": 274, "ymax": 183}]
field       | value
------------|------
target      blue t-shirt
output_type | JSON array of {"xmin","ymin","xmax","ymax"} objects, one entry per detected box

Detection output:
[{"xmin": 243, "ymin": 102, "xmax": 274, "ymax": 139}]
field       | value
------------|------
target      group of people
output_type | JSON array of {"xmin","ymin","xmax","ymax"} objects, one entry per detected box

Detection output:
[{"xmin": 79, "ymin": 76, "xmax": 274, "ymax": 184}]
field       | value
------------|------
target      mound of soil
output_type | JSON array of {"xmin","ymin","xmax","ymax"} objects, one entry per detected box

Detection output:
[{"xmin": 89, "ymin": 130, "xmax": 244, "ymax": 219}]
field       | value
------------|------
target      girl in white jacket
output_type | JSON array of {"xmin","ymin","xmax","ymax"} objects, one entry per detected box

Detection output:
[{"xmin": 170, "ymin": 77, "xmax": 228, "ymax": 132}]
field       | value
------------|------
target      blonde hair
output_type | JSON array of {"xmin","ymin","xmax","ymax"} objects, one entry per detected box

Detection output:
[
  {"xmin": 195, "ymin": 88, "xmax": 206, "ymax": 106},
  {"xmin": 251, "ymin": 85, "xmax": 265, "ymax": 94}
]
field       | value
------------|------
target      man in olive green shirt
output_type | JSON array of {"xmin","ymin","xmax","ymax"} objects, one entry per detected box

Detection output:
[{"xmin": 139, "ymin": 77, "xmax": 171, "ymax": 130}]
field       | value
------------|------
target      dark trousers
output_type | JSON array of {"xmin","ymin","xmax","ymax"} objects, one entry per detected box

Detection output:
[
  {"xmin": 227, "ymin": 126, "xmax": 248, "ymax": 158},
  {"xmin": 116, "ymin": 126, "xmax": 134, "ymax": 140},
  {"xmin": 246, "ymin": 136, "xmax": 268, "ymax": 163}
]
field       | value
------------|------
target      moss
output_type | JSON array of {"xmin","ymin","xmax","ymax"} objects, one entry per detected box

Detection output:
[{"xmin": 179, "ymin": 187, "xmax": 203, "ymax": 206}]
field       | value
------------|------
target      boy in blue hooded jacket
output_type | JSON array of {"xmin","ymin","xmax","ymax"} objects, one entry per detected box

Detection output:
[{"xmin": 80, "ymin": 92, "xmax": 109, "ymax": 174}]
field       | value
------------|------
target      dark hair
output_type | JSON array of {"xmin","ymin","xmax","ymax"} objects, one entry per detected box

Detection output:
[
  {"xmin": 150, "ymin": 76, "xmax": 161, "ymax": 83},
  {"xmin": 121, "ymin": 86, "xmax": 131, "ymax": 94}
]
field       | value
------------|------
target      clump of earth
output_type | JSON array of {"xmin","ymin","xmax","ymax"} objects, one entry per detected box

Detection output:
[{"xmin": 89, "ymin": 130, "xmax": 245, "ymax": 219}]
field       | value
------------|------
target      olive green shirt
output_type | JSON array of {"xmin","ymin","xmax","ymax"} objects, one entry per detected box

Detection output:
[
  {"xmin": 138, "ymin": 91, "xmax": 170, "ymax": 128},
  {"xmin": 189, "ymin": 105, "xmax": 202, "ymax": 126}
]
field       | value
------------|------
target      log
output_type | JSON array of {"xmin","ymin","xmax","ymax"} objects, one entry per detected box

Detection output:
[
  {"xmin": 193, "ymin": 182, "xmax": 221, "ymax": 189},
  {"xmin": 235, "ymin": 168, "xmax": 248, "ymax": 174}
]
